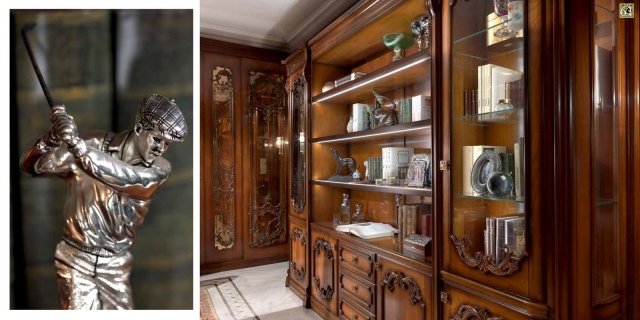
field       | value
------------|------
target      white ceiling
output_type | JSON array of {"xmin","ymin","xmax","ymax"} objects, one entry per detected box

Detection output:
[{"xmin": 200, "ymin": 0, "xmax": 359, "ymax": 52}]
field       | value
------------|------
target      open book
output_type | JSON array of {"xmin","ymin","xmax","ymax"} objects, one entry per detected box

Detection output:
[{"xmin": 335, "ymin": 222, "xmax": 397, "ymax": 239}]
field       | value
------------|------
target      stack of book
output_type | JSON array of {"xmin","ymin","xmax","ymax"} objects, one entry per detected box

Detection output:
[
  {"xmin": 477, "ymin": 64, "xmax": 521, "ymax": 114},
  {"xmin": 398, "ymin": 203, "xmax": 432, "ymax": 259},
  {"xmin": 484, "ymin": 215, "xmax": 525, "ymax": 263},
  {"xmin": 382, "ymin": 147, "xmax": 414, "ymax": 180}
]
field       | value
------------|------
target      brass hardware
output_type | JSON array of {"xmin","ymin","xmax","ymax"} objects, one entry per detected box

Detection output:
[
  {"xmin": 439, "ymin": 160, "xmax": 450, "ymax": 171},
  {"xmin": 352, "ymin": 285, "xmax": 358, "ymax": 292},
  {"xmin": 440, "ymin": 291, "xmax": 449, "ymax": 304}
]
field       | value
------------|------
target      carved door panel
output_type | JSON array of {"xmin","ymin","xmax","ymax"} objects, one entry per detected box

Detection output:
[
  {"xmin": 201, "ymin": 52, "xmax": 243, "ymax": 264},
  {"xmin": 311, "ymin": 230, "xmax": 338, "ymax": 314},
  {"xmin": 376, "ymin": 255, "xmax": 431, "ymax": 320},
  {"xmin": 441, "ymin": 285, "xmax": 526, "ymax": 320},
  {"xmin": 247, "ymin": 70, "xmax": 288, "ymax": 248},
  {"xmin": 289, "ymin": 220, "xmax": 308, "ymax": 289}
]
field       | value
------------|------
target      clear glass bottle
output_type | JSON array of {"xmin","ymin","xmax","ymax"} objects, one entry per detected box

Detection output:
[
  {"xmin": 340, "ymin": 193, "xmax": 351, "ymax": 225},
  {"xmin": 352, "ymin": 203, "xmax": 364, "ymax": 223}
]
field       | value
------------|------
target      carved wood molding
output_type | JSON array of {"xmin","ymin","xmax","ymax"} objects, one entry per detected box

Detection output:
[
  {"xmin": 291, "ymin": 227, "xmax": 306, "ymax": 246},
  {"xmin": 314, "ymin": 238, "xmax": 334, "ymax": 261},
  {"xmin": 290, "ymin": 261, "xmax": 306, "ymax": 282},
  {"xmin": 450, "ymin": 304, "xmax": 503, "ymax": 320},
  {"xmin": 450, "ymin": 234, "xmax": 528, "ymax": 276},
  {"xmin": 380, "ymin": 270, "xmax": 425, "ymax": 307},
  {"xmin": 290, "ymin": 74, "xmax": 307, "ymax": 214},
  {"xmin": 212, "ymin": 66, "xmax": 236, "ymax": 251},
  {"xmin": 313, "ymin": 276, "xmax": 334, "ymax": 301},
  {"xmin": 313, "ymin": 238, "xmax": 335, "ymax": 301}
]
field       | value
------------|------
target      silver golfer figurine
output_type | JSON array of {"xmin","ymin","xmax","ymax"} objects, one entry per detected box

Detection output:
[{"xmin": 21, "ymin": 93, "xmax": 187, "ymax": 309}]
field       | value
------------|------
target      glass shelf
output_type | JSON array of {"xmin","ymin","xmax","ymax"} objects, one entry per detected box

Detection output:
[
  {"xmin": 313, "ymin": 179, "xmax": 432, "ymax": 197},
  {"xmin": 312, "ymin": 51, "xmax": 431, "ymax": 104},
  {"xmin": 312, "ymin": 120, "xmax": 431, "ymax": 144},
  {"xmin": 455, "ymin": 192, "xmax": 524, "ymax": 203},
  {"xmin": 457, "ymin": 108, "xmax": 524, "ymax": 125}
]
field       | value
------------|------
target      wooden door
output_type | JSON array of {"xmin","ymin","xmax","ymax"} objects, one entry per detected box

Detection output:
[
  {"xmin": 376, "ymin": 255, "xmax": 431, "ymax": 320},
  {"xmin": 311, "ymin": 229, "xmax": 338, "ymax": 315}
]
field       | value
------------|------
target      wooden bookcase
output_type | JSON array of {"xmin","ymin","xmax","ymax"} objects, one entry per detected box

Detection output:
[{"xmin": 284, "ymin": 0, "xmax": 639, "ymax": 319}]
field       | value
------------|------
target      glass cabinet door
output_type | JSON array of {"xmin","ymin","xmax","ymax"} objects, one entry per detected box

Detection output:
[{"xmin": 448, "ymin": 0, "xmax": 527, "ymax": 278}]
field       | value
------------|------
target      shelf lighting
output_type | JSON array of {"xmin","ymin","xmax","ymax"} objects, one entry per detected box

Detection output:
[
  {"xmin": 315, "ymin": 126, "xmax": 428, "ymax": 144},
  {"xmin": 314, "ymin": 56, "xmax": 430, "ymax": 103}
]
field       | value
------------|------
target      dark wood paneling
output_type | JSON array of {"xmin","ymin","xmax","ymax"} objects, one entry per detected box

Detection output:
[{"xmin": 201, "ymin": 39, "xmax": 289, "ymax": 273}]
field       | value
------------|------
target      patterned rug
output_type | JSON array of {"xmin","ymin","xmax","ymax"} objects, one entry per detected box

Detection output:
[
  {"xmin": 200, "ymin": 281, "xmax": 221, "ymax": 320},
  {"xmin": 201, "ymin": 277, "xmax": 259, "ymax": 320}
]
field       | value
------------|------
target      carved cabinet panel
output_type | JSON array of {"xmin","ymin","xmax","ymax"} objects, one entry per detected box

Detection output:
[
  {"xmin": 311, "ymin": 229, "xmax": 338, "ymax": 314},
  {"xmin": 289, "ymin": 220, "xmax": 307, "ymax": 289},
  {"xmin": 440, "ymin": 285, "xmax": 529, "ymax": 320},
  {"xmin": 376, "ymin": 255, "xmax": 431, "ymax": 320},
  {"xmin": 247, "ymin": 71, "xmax": 288, "ymax": 248}
]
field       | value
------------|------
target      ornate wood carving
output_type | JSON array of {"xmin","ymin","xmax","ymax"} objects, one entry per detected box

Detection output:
[
  {"xmin": 290, "ymin": 261, "xmax": 306, "ymax": 282},
  {"xmin": 212, "ymin": 66, "xmax": 235, "ymax": 250},
  {"xmin": 450, "ymin": 304, "xmax": 503, "ymax": 320},
  {"xmin": 290, "ymin": 75, "xmax": 307, "ymax": 213},
  {"xmin": 380, "ymin": 270, "xmax": 425, "ymax": 307},
  {"xmin": 248, "ymin": 71, "xmax": 287, "ymax": 248},
  {"xmin": 313, "ymin": 238, "xmax": 335, "ymax": 301},
  {"xmin": 291, "ymin": 227, "xmax": 306, "ymax": 245},
  {"xmin": 450, "ymin": 234, "xmax": 528, "ymax": 276}
]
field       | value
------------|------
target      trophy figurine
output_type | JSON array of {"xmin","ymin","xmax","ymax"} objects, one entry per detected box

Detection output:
[{"xmin": 20, "ymin": 24, "xmax": 187, "ymax": 310}]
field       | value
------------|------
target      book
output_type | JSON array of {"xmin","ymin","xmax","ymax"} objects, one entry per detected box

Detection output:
[
  {"xmin": 411, "ymin": 95, "xmax": 431, "ymax": 121},
  {"xmin": 490, "ymin": 66, "xmax": 522, "ymax": 112},
  {"xmin": 462, "ymin": 145, "xmax": 507, "ymax": 195},
  {"xmin": 494, "ymin": 214, "xmax": 525, "ymax": 263},
  {"xmin": 504, "ymin": 216, "xmax": 526, "ymax": 256},
  {"xmin": 485, "ymin": 217, "xmax": 496, "ymax": 258},
  {"xmin": 335, "ymin": 222, "xmax": 397, "ymax": 239},
  {"xmin": 477, "ymin": 64, "xmax": 521, "ymax": 113},
  {"xmin": 352, "ymin": 103, "xmax": 370, "ymax": 132},
  {"xmin": 382, "ymin": 147, "xmax": 415, "ymax": 179},
  {"xmin": 397, "ymin": 98, "xmax": 412, "ymax": 123}
]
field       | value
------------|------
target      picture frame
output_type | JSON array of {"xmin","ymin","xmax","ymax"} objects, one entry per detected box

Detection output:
[{"xmin": 406, "ymin": 154, "xmax": 430, "ymax": 187}]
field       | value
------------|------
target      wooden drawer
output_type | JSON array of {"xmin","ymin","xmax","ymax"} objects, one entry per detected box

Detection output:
[
  {"xmin": 339, "ymin": 270, "xmax": 375, "ymax": 313},
  {"xmin": 339, "ymin": 241, "xmax": 375, "ymax": 282},
  {"xmin": 339, "ymin": 295, "xmax": 376, "ymax": 320}
]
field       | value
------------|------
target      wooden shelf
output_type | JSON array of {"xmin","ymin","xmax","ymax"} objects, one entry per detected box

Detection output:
[
  {"xmin": 312, "ymin": 120, "xmax": 431, "ymax": 144},
  {"xmin": 312, "ymin": 51, "xmax": 431, "ymax": 104},
  {"xmin": 313, "ymin": 221, "xmax": 433, "ymax": 270},
  {"xmin": 313, "ymin": 179, "xmax": 432, "ymax": 197}
]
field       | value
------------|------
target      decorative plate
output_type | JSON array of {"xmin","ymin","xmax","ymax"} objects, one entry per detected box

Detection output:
[{"xmin": 470, "ymin": 150, "xmax": 502, "ymax": 194}]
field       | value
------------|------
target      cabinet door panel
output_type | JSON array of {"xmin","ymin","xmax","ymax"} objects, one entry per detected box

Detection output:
[
  {"xmin": 376, "ymin": 255, "xmax": 431, "ymax": 320},
  {"xmin": 311, "ymin": 229, "xmax": 338, "ymax": 314},
  {"xmin": 289, "ymin": 220, "xmax": 307, "ymax": 289},
  {"xmin": 442, "ymin": 285, "xmax": 529, "ymax": 320}
]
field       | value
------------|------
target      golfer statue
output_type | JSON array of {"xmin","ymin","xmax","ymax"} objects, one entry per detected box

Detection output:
[{"xmin": 21, "ymin": 93, "xmax": 187, "ymax": 309}]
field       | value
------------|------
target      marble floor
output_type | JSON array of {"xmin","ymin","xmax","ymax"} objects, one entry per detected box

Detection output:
[{"xmin": 201, "ymin": 262, "xmax": 321, "ymax": 320}]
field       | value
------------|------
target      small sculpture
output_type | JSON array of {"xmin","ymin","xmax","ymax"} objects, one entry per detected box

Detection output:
[
  {"xmin": 329, "ymin": 148, "xmax": 357, "ymax": 182},
  {"xmin": 371, "ymin": 90, "xmax": 398, "ymax": 128},
  {"xmin": 411, "ymin": 15, "xmax": 431, "ymax": 51}
]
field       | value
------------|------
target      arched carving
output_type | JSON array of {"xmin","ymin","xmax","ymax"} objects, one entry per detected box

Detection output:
[
  {"xmin": 290, "ymin": 261, "xmax": 306, "ymax": 282},
  {"xmin": 450, "ymin": 234, "xmax": 528, "ymax": 276},
  {"xmin": 380, "ymin": 270, "xmax": 425, "ymax": 307},
  {"xmin": 451, "ymin": 304, "xmax": 503, "ymax": 320},
  {"xmin": 313, "ymin": 238, "xmax": 335, "ymax": 301}
]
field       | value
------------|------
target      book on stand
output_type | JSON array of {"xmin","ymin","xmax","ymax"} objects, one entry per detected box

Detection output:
[{"xmin": 335, "ymin": 222, "xmax": 397, "ymax": 239}]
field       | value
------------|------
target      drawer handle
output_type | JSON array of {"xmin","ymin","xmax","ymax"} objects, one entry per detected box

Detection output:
[
  {"xmin": 352, "ymin": 256, "xmax": 359, "ymax": 263},
  {"xmin": 352, "ymin": 285, "xmax": 358, "ymax": 292}
]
